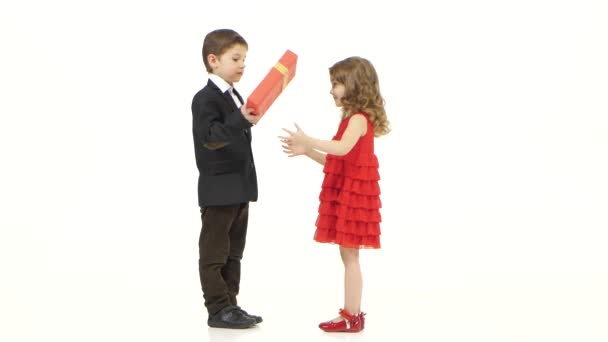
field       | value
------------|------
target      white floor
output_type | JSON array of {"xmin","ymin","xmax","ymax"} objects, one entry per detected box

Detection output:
[
  {"xmin": 3, "ymin": 284, "xmax": 608, "ymax": 342},
  {"xmin": 2, "ymin": 221, "xmax": 607, "ymax": 342}
]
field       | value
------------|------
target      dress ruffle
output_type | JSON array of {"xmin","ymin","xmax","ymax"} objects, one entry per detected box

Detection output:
[
  {"xmin": 322, "ymin": 175, "xmax": 380, "ymax": 195},
  {"xmin": 318, "ymin": 202, "xmax": 381, "ymax": 222},
  {"xmin": 314, "ymin": 228, "xmax": 381, "ymax": 249},
  {"xmin": 319, "ymin": 189, "xmax": 381, "ymax": 210},
  {"xmin": 323, "ymin": 156, "xmax": 380, "ymax": 181}
]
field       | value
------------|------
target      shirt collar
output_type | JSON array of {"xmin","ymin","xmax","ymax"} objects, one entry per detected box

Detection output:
[{"xmin": 208, "ymin": 74, "xmax": 232, "ymax": 93}]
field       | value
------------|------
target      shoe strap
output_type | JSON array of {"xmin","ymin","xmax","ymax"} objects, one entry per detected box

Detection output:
[{"xmin": 338, "ymin": 308, "xmax": 356, "ymax": 321}]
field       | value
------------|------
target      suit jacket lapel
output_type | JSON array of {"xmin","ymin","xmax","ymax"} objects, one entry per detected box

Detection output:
[
  {"xmin": 222, "ymin": 91, "xmax": 238, "ymax": 111},
  {"xmin": 207, "ymin": 80, "xmax": 237, "ymax": 111},
  {"xmin": 232, "ymin": 88, "xmax": 244, "ymax": 107}
]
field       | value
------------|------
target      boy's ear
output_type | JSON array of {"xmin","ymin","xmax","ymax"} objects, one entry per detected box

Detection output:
[{"xmin": 207, "ymin": 54, "xmax": 219, "ymax": 69}]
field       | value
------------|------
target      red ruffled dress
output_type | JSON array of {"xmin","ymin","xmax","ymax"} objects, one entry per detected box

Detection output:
[{"xmin": 314, "ymin": 112, "xmax": 381, "ymax": 249}]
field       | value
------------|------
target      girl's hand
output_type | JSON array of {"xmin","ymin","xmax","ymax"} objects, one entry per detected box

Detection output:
[{"xmin": 279, "ymin": 123, "xmax": 310, "ymax": 157}]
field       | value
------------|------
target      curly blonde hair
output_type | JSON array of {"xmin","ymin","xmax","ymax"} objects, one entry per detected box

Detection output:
[{"xmin": 329, "ymin": 57, "xmax": 390, "ymax": 137}]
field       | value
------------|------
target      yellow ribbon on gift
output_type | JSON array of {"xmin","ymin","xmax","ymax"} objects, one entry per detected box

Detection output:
[{"xmin": 274, "ymin": 62, "xmax": 290, "ymax": 90}]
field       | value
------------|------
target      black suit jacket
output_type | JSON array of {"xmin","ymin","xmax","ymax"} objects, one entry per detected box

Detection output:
[{"xmin": 192, "ymin": 80, "xmax": 258, "ymax": 206}]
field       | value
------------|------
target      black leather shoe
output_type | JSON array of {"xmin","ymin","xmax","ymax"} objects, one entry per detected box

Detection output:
[
  {"xmin": 207, "ymin": 305, "xmax": 256, "ymax": 329},
  {"xmin": 237, "ymin": 306, "xmax": 263, "ymax": 324}
]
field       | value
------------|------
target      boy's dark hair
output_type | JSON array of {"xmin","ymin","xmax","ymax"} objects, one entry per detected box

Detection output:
[{"xmin": 202, "ymin": 29, "xmax": 248, "ymax": 73}]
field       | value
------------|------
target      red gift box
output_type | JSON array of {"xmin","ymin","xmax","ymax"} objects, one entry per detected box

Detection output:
[{"xmin": 246, "ymin": 49, "xmax": 297, "ymax": 116}]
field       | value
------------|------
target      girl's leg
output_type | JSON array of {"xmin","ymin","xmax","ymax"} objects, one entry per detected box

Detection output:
[
  {"xmin": 341, "ymin": 246, "xmax": 362, "ymax": 315},
  {"xmin": 329, "ymin": 246, "xmax": 362, "ymax": 322}
]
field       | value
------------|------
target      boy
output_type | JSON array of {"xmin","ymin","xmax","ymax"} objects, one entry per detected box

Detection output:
[{"xmin": 191, "ymin": 28, "xmax": 261, "ymax": 329}]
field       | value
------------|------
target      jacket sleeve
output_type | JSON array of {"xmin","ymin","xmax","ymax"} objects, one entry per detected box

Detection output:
[{"xmin": 192, "ymin": 97, "xmax": 252, "ymax": 149}]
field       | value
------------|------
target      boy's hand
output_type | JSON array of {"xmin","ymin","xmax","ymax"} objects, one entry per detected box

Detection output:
[{"xmin": 241, "ymin": 106, "xmax": 261, "ymax": 125}]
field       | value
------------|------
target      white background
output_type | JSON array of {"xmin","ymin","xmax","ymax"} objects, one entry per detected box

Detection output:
[{"xmin": 1, "ymin": 0, "xmax": 607, "ymax": 341}]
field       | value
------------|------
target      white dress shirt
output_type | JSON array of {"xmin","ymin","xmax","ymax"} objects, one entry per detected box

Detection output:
[{"xmin": 208, "ymin": 74, "xmax": 242, "ymax": 107}]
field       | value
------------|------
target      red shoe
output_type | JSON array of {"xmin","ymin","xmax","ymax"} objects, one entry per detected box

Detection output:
[
  {"xmin": 359, "ymin": 311, "xmax": 366, "ymax": 330},
  {"xmin": 318, "ymin": 309, "xmax": 364, "ymax": 333}
]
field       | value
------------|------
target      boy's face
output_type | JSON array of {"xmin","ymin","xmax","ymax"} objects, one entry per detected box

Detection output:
[
  {"xmin": 330, "ymin": 79, "xmax": 346, "ymax": 107},
  {"xmin": 208, "ymin": 44, "xmax": 247, "ymax": 85}
]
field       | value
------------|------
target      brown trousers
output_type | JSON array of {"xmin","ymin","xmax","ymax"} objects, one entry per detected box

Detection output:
[{"xmin": 199, "ymin": 203, "xmax": 249, "ymax": 315}]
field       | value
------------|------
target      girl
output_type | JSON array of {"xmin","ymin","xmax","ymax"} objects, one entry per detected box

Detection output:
[{"xmin": 279, "ymin": 56, "xmax": 390, "ymax": 332}]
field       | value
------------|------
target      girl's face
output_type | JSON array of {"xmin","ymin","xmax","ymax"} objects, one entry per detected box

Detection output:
[
  {"xmin": 209, "ymin": 44, "xmax": 247, "ymax": 85},
  {"xmin": 330, "ymin": 80, "xmax": 346, "ymax": 107}
]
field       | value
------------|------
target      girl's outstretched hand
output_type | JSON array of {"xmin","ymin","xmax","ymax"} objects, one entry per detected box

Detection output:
[{"xmin": 279, "ymin": 123, "xmax": 310, "ymax": 157}]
